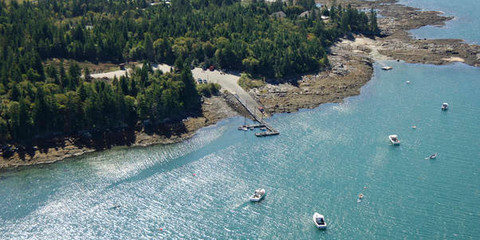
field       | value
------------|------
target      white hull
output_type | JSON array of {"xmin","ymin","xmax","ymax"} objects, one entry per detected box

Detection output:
[
  {"xmin": 442, "ymin": 103, "xmax": 449, "ymax": 110},
  {"xmin": 250, "ymin": 189, "xmax": 265, "ymax": 202},
  {"xmin": 389, "ymin": 135, "xmax": 400, "ymax": 145},
  {"xmin": 381, "ymin": 66, "xmax": 393, "ymax": 71},
  {"xmin": 313, "ymin": 213, "xmax": 327, "ymax": 229}
]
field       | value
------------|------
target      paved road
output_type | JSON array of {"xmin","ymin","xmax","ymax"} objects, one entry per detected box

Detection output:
[{"xmin": 92, "ymin": 64, "xmax": 264, "ymax": 118}]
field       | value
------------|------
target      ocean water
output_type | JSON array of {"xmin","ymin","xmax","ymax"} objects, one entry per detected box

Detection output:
[
  {"xmin": 1, "ymin": 61, "xmax": 479, "ymax": 239},
  {"xmin": 2, "ymin": 1, "xmax": 480, "ymax": 238},
  {"xmin": 398, "ymin": 0, "xmax": 480, "ymax": 44}
]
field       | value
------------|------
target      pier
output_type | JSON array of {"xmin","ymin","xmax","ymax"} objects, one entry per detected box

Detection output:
[{"xmin": 232, "ymin": 94, "xmax": 280, "ymax": 137}]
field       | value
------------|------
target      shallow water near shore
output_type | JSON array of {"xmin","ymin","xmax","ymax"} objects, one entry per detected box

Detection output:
[
  {"xmin": 399, "ymin": 0, "xmax": 480, "ymax": 44},
  {"xmin": 1, "ymin": 61, "xmax": 479, "ymax": 239}
]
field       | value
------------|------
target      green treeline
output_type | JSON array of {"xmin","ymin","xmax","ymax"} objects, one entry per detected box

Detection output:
[
  {"xmin": 0, "ymin": 0, "xmax": 379, "ymax": 144},
  {"xmin": 1, "ymin": 61, "xmax": 200, "ymax": 144}
]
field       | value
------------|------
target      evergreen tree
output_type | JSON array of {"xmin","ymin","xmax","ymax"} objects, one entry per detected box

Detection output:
[
  {"xmin": 369, "ymin": 8, "xmax": 380, "ymax": 36},
  {"xmin": 0, "ymin": 0, "xmax": 379, "ymax": 144},
  {"xmin": 33, "ymin": 87, "xmax": 50, "ymax": 135},
  {"xmin": 84, "ymin": 67, "xmax": 92, "ymax": 82}
]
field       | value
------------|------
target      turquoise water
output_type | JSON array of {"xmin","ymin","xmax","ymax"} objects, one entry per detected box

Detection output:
[
  {"xmin": 1, "ymin": 61, "xmax": 480, "ymax": 239},
  {"xmin": 398, "ymin": 0, "xmax": 480, "ymax": 44},
  {"xmin": 2, "ymin": 1, "xmax": 480, "ymax": 238}
]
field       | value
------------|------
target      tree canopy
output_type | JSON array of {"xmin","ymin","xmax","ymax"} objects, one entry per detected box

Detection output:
[{"xmin": 0, "ymin": 0, "xmax": 379, "ymax": 144}]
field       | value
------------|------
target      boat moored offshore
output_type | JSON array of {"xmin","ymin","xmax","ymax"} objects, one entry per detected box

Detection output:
[
  {"xmin": 389, "ymin": 135, "xmax": 400, "ymax": 145},
  {"xmin": 441, "ymin": 103, "xmax": 449, "ymax": 111},
  {"xmin": 249, "ymin": 189, "xmax": 266, "ymax": 202},
  {"xmin": 313, "ymin": 213, "xmax": 327, "ymax": 230},
  {"xmin": 381, "ymin": 66, "xmax": 393, "ymax": 71}
]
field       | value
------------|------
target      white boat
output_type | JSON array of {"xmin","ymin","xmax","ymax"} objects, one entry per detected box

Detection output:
[
  {"xmin": 313, "ymin": 213, "xmax": 327, "ymax": 230},
  {"xmin": 237, "ymin": 125, "xmax": 248, "ymax": 131},
  {"xmin": 389, "ymin": 135, "xmax": 400, "ymax": 145},
  {"xmin": 406, "ymin": 81, "xmax": 410, "ymax": 84},
  {"xmin": 250, "ymin": 189, "xmax": 265, "ymax": 202},
  {"xmin": 426, "ymin": 153, "xmax": 437, "ymax": 159},
  {"xmin": 238, "ymin": 114, "xmax": 248, "ymax": 131},
  {"xmin": 441, "ymin": 103, "xmax": 449, "ymax": 111},
  {"xmin": 381, "ymin": 66, "xmax": 393, "ymax": 71}
]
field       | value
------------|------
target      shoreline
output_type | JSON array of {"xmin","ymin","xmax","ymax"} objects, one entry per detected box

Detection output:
[
  {"xmin": 2, "ymin": 0, "xmax": 480, "ymax": 170},
  {"xmin": 0, "ymin": 95, "xmax": 239, "ymax": 171},
  {"xmin": 253, "ymin": 0, "xmax": 480, "ymax": 113}
]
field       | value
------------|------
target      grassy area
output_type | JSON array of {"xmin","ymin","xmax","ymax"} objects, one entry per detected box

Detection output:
[
  {"xmin": 197, "ymin": 83, "xmax": 221, "ymax": 98},
  {"xmin": 238, "ymin": 73, "xmax": 266, "ymax": 90}
]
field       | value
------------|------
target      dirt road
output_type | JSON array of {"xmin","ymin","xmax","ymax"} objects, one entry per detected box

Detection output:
[{"xmin": 92, "ymin": 64, "xmax": 263, "ymax": 118}]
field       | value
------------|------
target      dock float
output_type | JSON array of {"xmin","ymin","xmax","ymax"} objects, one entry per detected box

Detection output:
[
  {"xmin": 232, "ymin": 94, "xmax": 279, "ymax": 137},
  {"xmin": 255, "ymin": 131, "xmax": 279, "ymax": 137}
]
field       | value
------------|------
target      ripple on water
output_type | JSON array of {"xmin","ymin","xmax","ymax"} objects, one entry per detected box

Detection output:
[{"xmin": 1, "ymin": 63, "xmax": 480, "ymax": 239}]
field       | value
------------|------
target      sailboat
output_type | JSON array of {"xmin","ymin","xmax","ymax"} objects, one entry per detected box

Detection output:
[{"xmin": 238, "ymin": 106, "xmax": 248, "ymax": 131}]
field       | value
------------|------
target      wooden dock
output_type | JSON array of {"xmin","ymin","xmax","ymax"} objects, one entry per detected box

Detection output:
[
  {"xmin": 245, "ymin": 124, "xmax": 265, "ymax": 129},
  {"xmin": 232, "ymin": 94, "xmax": 279, "ymax": 137},
  {"xmin": 254, "ymin": 131, "xmax": 279, "ymax": 137}
]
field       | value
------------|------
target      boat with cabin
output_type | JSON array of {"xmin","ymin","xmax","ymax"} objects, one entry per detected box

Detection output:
[
  {"xmin": 442, "ymin": 103, "xmax": 449, "ymax": 111},
  {"xmin": 313, "ymin": 213, "xmax": 327, "ymax": 230},
  {"xmin": 389, "ymin": 135, "xmax": 400, "ymax": 145},
  {"xmin": 249, "ymin": 189, "xmax": 266, "ymax": 202}
]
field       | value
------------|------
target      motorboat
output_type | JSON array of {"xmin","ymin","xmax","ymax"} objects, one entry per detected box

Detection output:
[
  {"xmin": 406, "ymin": 81, "xmax": 410, "ymax": 84},
  {"xmin": 237, "ymin": 125, "xmax": 248, "ymax": 131},
  {"xmin": 357, "ymin": 193, "xmax": 364, "ymax": 203},
  {"xmin": 389, "ymin": 135, "xmax": 400, "ymax": 145},
  {"xmin": 239, "ymin": 114, "xmax": 248, "ymax": 130},
  {"xmin": 426, "ymin": 153, "xmax": 437, "ymax": 159},
  {"xmin": 441, "ymin": 103, "xmax": 449, "ymax": 111},
  {"xmin": 313, "ymin": 213, "xmax": 327, "ymax": 230},
  {"xmin": 260, "ymin": 127, "xmax": 267, "ymax": 131},
  {"xmin": 381, "ymin": 66, "xmax": 393, "ymax": 71},
  {"xmin": 250, "ymin": 189, "xmax": 265, "ymax": 202}
]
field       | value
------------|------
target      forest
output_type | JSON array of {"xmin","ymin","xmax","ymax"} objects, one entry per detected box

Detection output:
[{"xmin": 0, "ymin": 0, "xmax": 379, "ymax": 144}]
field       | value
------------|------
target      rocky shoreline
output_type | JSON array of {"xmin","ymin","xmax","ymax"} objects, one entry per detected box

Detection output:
[
  {"xmin": 253, "ymin": 0, "xmax": 480, "ymax": 114},
  {"xmin": 2, "ymin": 0, "xmax": 479, "ymax": 170},
  {"xmin": 0, "ymin": 95, "xmax": 237, "ymax": 170}
]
